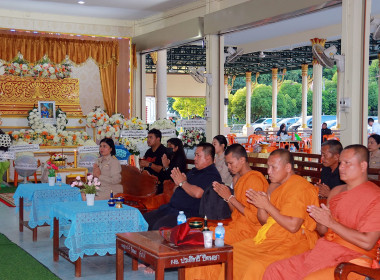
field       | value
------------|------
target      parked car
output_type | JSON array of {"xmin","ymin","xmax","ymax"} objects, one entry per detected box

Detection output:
[
  {"xmin": 289, "ymin": 115, "xmax": 336, "ymax": 131},
  {"xmin": 277, "ymin": 117, "xmax": 300, "ymax": 129},
  {"xmin": 251, "ymin": 118, "xmax": 279, "ymax": 132}
]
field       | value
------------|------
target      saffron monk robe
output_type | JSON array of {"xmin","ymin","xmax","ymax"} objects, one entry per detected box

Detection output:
[
  {"xmin": 263, "ymin": 145, "xmax": 380, "ymax": 280},
  {"xmin": 221, "ymin": 149, "xmax": 319, "ymax": 280},
  {"xmin": 185, "ymin": 144, "xmax": 269, "ymax": 280}
]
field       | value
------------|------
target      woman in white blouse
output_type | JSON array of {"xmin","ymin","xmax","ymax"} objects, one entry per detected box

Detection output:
[{"xmin": 212, "ymin": 135, "xmax": 233, "ymax": 186}]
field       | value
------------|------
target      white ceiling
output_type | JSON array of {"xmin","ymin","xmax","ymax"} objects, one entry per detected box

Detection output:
[{"xmin": 0, "ymin": 0, "xmax": 198, "ymax": 20}]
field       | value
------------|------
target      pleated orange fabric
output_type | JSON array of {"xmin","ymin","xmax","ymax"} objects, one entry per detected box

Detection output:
[
  {"xmin": 227, "ymin": 175, "xmax": 319, "ymax": 280},
  {"xmin": 263, "ymin": 181, "xmax": 380, "ymax": 280},
  {"xmin": 184, "ymin": 170, "xmax": 269, "ymax": 280}
]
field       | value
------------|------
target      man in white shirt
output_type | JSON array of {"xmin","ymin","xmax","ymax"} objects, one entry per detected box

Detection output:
[{"xmin": 368, "ymin": 118, "xmax": 380, "ymax": 135}]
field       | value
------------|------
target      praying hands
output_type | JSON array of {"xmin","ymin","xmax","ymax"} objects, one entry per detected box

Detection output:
[
  {"xmin": 171, "ymin": 167, "xmax": 187, "ymax": 186},
  {"xmin": 307, "ymin": 203, "xmax": 334, "ymax": 228},
  {"xmin": 246, "ymin": 189, "xmax": 270, "ymax": 210}
]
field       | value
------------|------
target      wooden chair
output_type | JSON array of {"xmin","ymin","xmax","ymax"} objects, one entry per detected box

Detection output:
[
  {"xmin": 334, "ymin": 262, "xmax": 380, "ymax": 280},
  {"xmin": 115, "ymin": 165, "xmax": 175, "ymax": 213},
  {"xmin": 13, "ymin": 159, "xmax": 40, "ymax": 187}
]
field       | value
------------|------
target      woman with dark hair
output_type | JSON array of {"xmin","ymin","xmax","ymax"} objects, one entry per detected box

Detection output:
[
  {"xmin": 212, "ymin": 135, "xmax": 233, "ymax": 185},
  {"xmin": 161, "ymin": 138, "xmax": 187, "ymax": 181},
  {"xmin": 92, "ymin": 138, "xmax": 122, "ymax": 200},
  {"xmin": 276, "ymin": 123, "xmax": 288, "ymax": 137},
  {"xmin": 368, "ymin": 134, "xmax": 380, "ymax": 169}
]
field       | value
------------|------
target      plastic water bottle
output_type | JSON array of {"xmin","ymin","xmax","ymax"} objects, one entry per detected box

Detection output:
[
  {"xmin": 56, "ymin": 174, "xmax": 62, "ymax": 186},
  {"xmin": 177, "ymin": 211, "xmax": 186, "ymax": 225},
  {"xmin": 215, "ymin": 222, "xmax": 225, "ymax": 247}
]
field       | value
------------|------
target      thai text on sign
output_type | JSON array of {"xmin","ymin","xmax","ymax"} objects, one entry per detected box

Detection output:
[
  {"xmin": 0, "ymin": 151, "xmax": 15, "ymax": 160},
  {"xmin": 178, "ymin": 120, "xmax": 206, "ymax": 129},
  {"xmin": 9, "ymin": 144, "xmax": 40, "ymax": 152},
  {"xmin": 160, "ymin": 129, "xmax": 176, "ymax": 137},
  {"xmin": 78, "ymin": 146, "xmax": 99, "ymax": 154},
  {"xmin": 120, "ymin": 130, "xmax": 148, "ymax": 138}
]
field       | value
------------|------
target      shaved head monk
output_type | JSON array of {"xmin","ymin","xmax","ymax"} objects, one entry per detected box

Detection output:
[
  {"xmin": 224, "ymin": 149, "xmax": 319, "ymax": 280},
  {"xmin": 264, "ymin": 145, "xmax": 380, "ymax": 280},
  {"xmin": 185, "ymin": 144, "xmax": 269, "ymax": 280}
]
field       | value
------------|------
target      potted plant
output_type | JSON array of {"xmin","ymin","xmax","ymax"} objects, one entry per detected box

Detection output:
[
  {"xmin": 46, "ymin": 161, "xmax": 58, "ymax": 186},
  {"xmin": 71, "ymin": 175, "xmax": 100, "ymax": 206}
]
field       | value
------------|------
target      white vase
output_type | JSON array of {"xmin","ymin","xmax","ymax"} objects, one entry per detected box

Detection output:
[
  {"xmin": 48, "ymin": 176, "xmax": 55, "ymax": 187},
  {"xmin": 86, "ymin": 193, "xmax": 95, "ymax": 206},
  {"xmin": 134, "ymin": 155, "xmax": 140, "ymax": 169}
]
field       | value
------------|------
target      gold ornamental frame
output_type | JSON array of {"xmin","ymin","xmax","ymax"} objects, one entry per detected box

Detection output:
[{"xmin": 0, "ymin": 76, "xmax": 82, "ymax": 117}]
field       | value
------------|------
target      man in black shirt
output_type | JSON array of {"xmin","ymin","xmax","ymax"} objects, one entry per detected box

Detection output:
[
  {"xmin": 321, "ymin": 122, "xmax": 332, "ymax": 143},
  {"xmin": 143, "ymin": 142, "xmax": 221, "ymax": 230},
  {"xmin": 139, "ymin": 129, "xmax": 167, "ymax": 193},
  {"xmin": 316, "ymin": 139, "xmax": 344, "ymax": 198}
]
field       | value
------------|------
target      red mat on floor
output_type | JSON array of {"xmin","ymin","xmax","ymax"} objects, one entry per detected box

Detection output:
[{"xmin": 0, "ymin": 193, "xmax": 15, "ymax": 207}]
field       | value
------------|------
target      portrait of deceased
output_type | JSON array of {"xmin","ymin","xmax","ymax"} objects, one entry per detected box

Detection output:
[{"xmin": 38, "ymin": 101, "xmax": 56, "ymax": 124}]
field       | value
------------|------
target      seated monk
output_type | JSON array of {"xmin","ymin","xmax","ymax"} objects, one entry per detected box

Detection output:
[
  {"xmin": 185, "ymin": 143, "xmax": 270, "ymax": 280},
  {"xmin": 263, "ymin": 144, "xmax": 380, "ymax": 280},
  {"xmin": 224, "ymin": 149, "xmax": 319, "ymax": 280}
]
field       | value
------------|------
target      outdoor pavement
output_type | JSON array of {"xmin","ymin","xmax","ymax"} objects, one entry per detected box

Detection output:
[{"xmin": 0, "ymin": 201, "xmax": 178, "ymax": 280}]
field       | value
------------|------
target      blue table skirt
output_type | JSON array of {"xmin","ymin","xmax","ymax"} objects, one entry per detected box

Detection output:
[
  {"xmin": 50, "ymin": 200, "xmax": 148, "ymax": 261},
  {"xmin": 13, "ymin": 183, "xmax": 82, "ymax": 228}
]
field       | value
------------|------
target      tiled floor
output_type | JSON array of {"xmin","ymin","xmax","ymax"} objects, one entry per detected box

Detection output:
[{"xmin": 0, "ymin": 202, "xmax": 178, "ymax": 280}]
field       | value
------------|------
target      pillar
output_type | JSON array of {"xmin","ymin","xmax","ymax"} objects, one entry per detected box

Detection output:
[
  {"xmin": 336, "ymin": 70, "xmax": 344, "ymax": 129},
  {"xmin": 156, "ymin": 49, "xmax": 167, "ymax": 120},
  {"xmin": 310, "ymin": 38, "xmax": 325, "ymax": 154},
  {"xmin": 301, "ymin": 64, "xmax": 309, "ymax": 129},
  {"xmin": 246, "ymin": 72, "xmax": 252, "ymax": 126},
  {"xmin": 205, "ymin": 34, "xmax": 222, "ymax": 140},
  {"xmin": 340, "ymin": 0, "xmax": 370, "ymax": 146},
  {"xmin": 271, "ymin": 68, "xmax": 278, "ymax": 128},
  {"xmin": 133, "ymin": 52, "xmax": 146, "ymax": 121},
  {"xmin": 224, "ymin": 75, "xmax": 229, "ymax": 127}
]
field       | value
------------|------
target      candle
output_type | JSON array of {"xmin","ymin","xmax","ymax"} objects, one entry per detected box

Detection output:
[{"xmin": 74, "ymin": 149, "xmax": 77, "ymax": 168}]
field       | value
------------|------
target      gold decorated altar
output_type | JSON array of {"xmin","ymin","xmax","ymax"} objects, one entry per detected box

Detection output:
[{"xmin": 0, "ymin": 76, "xmax": 82, "ymax": 116}]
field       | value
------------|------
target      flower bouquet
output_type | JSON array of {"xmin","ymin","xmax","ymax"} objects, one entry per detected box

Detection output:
[
  {"xmin": 71, "ymin": 175, "xmax": 100, "ymax": 206},
  {"xmin": 86, "ymin": 107, "xmax": 109, "ymax": 128},
  {"xmin": 46, "ymin": 161, "xmax": 58, "ymax": 177},
  {"xmin": 149, "ymin": 119, "xmax": 177, "ymax": 143},
  {"xmin": 180, "ymin": 129, "xmax": 206, "ymax": 148}
]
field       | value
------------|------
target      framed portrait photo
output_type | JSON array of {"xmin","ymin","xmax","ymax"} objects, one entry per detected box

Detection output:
[{"xmin": 38, "ymin": 101, "xmax": 56, "ymax": 125}]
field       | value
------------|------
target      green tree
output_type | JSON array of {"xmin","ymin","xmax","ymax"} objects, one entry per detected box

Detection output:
[
  {"xmin": 167, "ymin": 97, "xmax": 176, "ymax": 113},
  {"xmin": 229, "ymin": 87, "xmax": 247, "ymax": 121},
  {"xmin": 251, "ymin": 84, "xmax": 272, "ymax": 121},
  {"xmin": 172, "ymin": 97, "xmax": 206, "ymax": 119},
  {"xmin": 278, "ymin": 80, "xmax": 302, "ymax": 117}
]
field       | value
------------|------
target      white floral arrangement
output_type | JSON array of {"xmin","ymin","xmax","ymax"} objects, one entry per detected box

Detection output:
[
  {"xmin": 3, "ymin": 53, "xmax": 71, "ymax": 79},
  {"xmin": 180, "ymin": 129, "xmax": 206, "ymax": 148},
  {"xmin": 120, "ymin": 137, "xmax": 144, "ymax": 156},
  {"xmin": 149, "ymin": 118, "xmax": 177, "ymax": 144},
  {"xmin": 122, "ymin": 117, "xmax": 147, "ymax": 130},
  {"xmin": 96, "ymin": 124, "xmax": 121, "ymax": 140},
  {"xmin": 56, "ymin": 107, "xmax": 68, "ymax": 131},
  {"xmin": 86, "ymin": 107, "xmax": 109, "ymax": 128},
  {"xmin": 109, "ymin": 113, "xmax": 124, "ymax": 127},
  {"xmin": 27, "ymin": 108, "xmax": 44, "ymax": 130}
]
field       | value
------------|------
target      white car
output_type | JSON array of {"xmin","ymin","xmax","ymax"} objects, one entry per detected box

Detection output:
[{"xmin": 251, "ymin": 118, "xmax": 279, "ymax": 132}]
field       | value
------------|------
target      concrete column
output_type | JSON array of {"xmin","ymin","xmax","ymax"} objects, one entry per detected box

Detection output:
[
  {"xmin": 310, "ymin": 38, "xmax": 325, "ymax": 154},
  {"xmin": 336, "ymin": 70, "xmax": 344, "ymax": 129},
  {"xmin": 219, "ymin": 36, "xmax": 226, "ymax": 135},
  {"xmin": 246, "ymin": 72, "xmax": 252, "ymax": 126},
  {"xmin": 340, "ymin": 0, "xmax": 371, "ymax": 146},
  {"xmin": 301, "ymin": 64, "xmax": 308, "ymax": 129},
  {"xmin": 271, "ymin": 68, "xmax": 278, "ymax": 128},
  {"xmin": 156, "ymin": 49, "xmax": 167, "ymax": 120},
  {"xmin": 224, "ymin": 75, "xmax": 228, "ymax": 126},
  {"xmin": 378, "ymin": 54, "xmax": 380, "ymax": 119},
  {"xmin": 133, "ymin": 52, "xmax": 146, "ymax": 121},
  {"xmin": 205, "ymin": 34, "xmax": 222, "ymax": 140}
]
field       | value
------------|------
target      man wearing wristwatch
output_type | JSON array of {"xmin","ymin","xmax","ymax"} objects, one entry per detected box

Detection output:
[
  {"xmin": 139, "ymin": 129, "xmax": 167, "ymax": 193},
  {"xmin": 143, "ymin": 142, "xmax": 221, "ymax": 230}
]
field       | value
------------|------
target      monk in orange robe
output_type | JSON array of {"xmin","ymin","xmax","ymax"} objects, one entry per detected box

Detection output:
[
  {"xmin": 263, "ymin": 144, "xmax": 380, "ymax": 280},
  {"xmin": 185, "ymin": 144, "xmax": 269, "ymax": 280},
  {"xmin": 224, "ymin": 149, "xmax": 319, "ymax": 280}
]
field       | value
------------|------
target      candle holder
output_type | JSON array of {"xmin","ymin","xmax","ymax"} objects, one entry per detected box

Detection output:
[{"xmin": 115, "ymin": 197, "xmax": 123, "ymax": 208}]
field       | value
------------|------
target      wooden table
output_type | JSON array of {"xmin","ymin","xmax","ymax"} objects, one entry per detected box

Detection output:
[{"xmin": 116, "ymin": 231, "xmax": 233, "ymax": 280}]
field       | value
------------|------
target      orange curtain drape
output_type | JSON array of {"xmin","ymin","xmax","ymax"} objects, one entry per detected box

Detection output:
[{"xmin": 0, "ymin": 34, "xmax": 119, "ymax": 114}]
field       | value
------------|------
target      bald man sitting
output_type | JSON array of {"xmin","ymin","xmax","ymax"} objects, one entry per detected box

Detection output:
[
  {"xmin": 264, "ymin": 145, "xmax": 380, "ymax": 280},
  {"xmin": 225, "ymin": 149, "xmax": 319, "ymax": 280}
]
